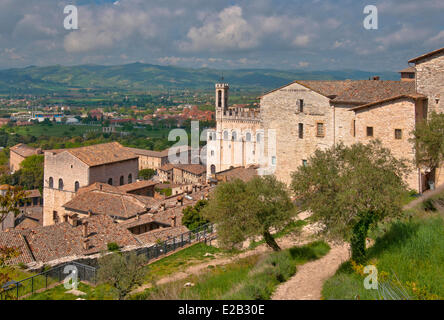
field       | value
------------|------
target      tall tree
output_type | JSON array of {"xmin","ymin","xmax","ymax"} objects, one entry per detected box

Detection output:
[
  {"xmin": 291, "ymin": 141, "xmax": 408, "ymax": 262},
  {"xmin": 202, "ymin": 176, "xmax": 293, "ymax": 251},
  {"xmin": 411, "ymin": 112, "xmax": 444, "ymax": 185}
]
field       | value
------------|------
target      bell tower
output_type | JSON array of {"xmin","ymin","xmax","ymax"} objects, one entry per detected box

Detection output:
[{"xmin": 215, "ymin": 83, "xmax": 229, "ymax": 112}]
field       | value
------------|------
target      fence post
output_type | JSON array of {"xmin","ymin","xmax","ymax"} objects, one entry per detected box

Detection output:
[
  {"xmin": 45, "ymin": 273, "xmax": 48, "ymax": 289},
  {"xmin": 173, "ymin": 237, "xmax": 176, "ymax": 251},
  {"xmin": 181, "ymin": 233, "xmax": 184, "ymax": 247},
  {"xmin": 163, "ymin": 241, "xmax": 167, "ymax": 255},
  {"xmin": 32, "ymin": 277, "xmax": 34, "ymax": 295}
]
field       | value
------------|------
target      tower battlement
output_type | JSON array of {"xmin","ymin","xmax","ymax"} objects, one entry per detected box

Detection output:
[{"xmin": 222, "ymin": 107, "xmax": 261, "ymax": 122}]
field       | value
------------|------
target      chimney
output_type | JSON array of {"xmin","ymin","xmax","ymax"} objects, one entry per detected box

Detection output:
[
  {"xmin": 99, "ymin": 184, "xmax": 103, "ymax": 191},
  {"xmin": 88, "ymin": 210, "xmax": 92, "ymax": 217},
  {"xmin": 160, "ymin": 202, "xmax": 166, "ymax": 211},
  {"xmin": 170, "ymin": 215, "xmax": 177, "ymax": 227},
  {"xmin": 82, "ymin": 221, "xmax": 89, "ymax": 238},
  {"xmin": 177, "ymin": 196, "xmax": 183, "ymax": 206},
  {"xmin": 372, "ymin": 76, "xmax": 380, "ymax": 80},
  {"xmin": 63, "ymin": 214, "xmax": 69, "ymax": 223},
  {"xmin": 83, "ymin": 238, "xmax": 89, "ymax": 250},
  {"xmin": 70, "ymin": 214, "xmax": 79, "ymax": 227},
  {"xmin": 136, "ymin": 213, "xmax": 140, "ymax": 220}
]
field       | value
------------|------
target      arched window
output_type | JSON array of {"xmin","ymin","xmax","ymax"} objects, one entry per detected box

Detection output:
[
  {"xmin": 128, "ymin": 174, "xmax": 133, "ymax": 184},
  {"xmin": 246, "ymin": 132, "xmax": 251, "ymax": 142},
  {"xmin": 58, "ymin": 178, "xmax": 64, "ymax": 190},
  {"xmin": 120, "ymin": 176, "xmax": 124, "ymax": 186},
  {"xmin": 223, "ymin": 131, "xmax": 228, "ymax": 140},
  {"xmin": 256, "ymin": 133, "xmax": 261, "ymax": 143},
  {"xmin": 211, "ymin": 165, "xmax": 216, "ymax": 174},
  {"xmin": 74, "ymin": 181, "xmax": 80, "ymax": 192},
  {"xmin": 48, "ymin": 177, "xmax": 53, "ymax": 188},
  {"xmin": 108, "ymin": 178, "xmax": 113, "ymax": 185},
  {"xmin": 232, "ymin": 131, "xmax": 237, "ymax": 141}
]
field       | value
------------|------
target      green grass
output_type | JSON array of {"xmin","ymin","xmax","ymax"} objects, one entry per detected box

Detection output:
[
  {"xmin": 9, "ymin": 124, "xmax": 100, "ymax": 138},
  {"xmin": 322, "ymin": 216, "xmax": 444, "ymax": 300},
  {"xmin": 25, "ymin": 282, "xmax": 116, "ymax": 300},
  {"xmin": 133, "ymin": 241, "xmax": 330, "ymax": 300},
  {"xmin": 143, "ymin": 242, "xmax": 233, "ymax": 283}
]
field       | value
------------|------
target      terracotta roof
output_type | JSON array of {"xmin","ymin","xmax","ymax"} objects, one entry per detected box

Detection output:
[
  {"xmin": 126, "ymin": 145, "xmax": 191, "ymax": 158},
  {"xmin": 135, "ymin": 226, "xmax": 189, "ymax": 245},
  {"xmin": 10, "ymin": 144, "xmax": 41, "ymax": 158},
  {"xmin": 63, "ymin": 185, "xmax": 159, "ymax": 219},
  {"xmin": 399, "ymin": 66, "xmax": 416, "ymax": 73},
  {"xmin": 261, "ymin": 80, "xmax": 416, "ymax": 105},
  {"xmin": 24, "ymin": 215, "xmax": 139, "ymax": 262},
  {"xmin": 159, "ymin": 163, "xmax": 175, "ymax": 172},
  {"xmin": 0, "ymin": 230, "xmax": 35, "ymax": 265},
  {"xmin": 24, "ymin": 189, "xmax": 41, "ymax": 198},
  {"xmin": 121, "ymin": 214, "xmax": 170, "ymax": 229},
  {"xmin": 117, "ymin": 180, "xmax": 158, "ymax": 193},
  {"xmin": 349, "ymin": 93, "xmax": 427, "ymax": 111},
  {"xmin": 216, "ymin": 166, "xmax": 258, "ymax": 182},
  {"xmin": 47, "ymin": 142, "xmax": 138, "ymax": 167},
  {"xmin": 408, "ymin": 47, "xmax": 444, "ymax": 63},
  {"xmin": 173, "ymin": 164, "xmax": 206, "ymax": 176}
]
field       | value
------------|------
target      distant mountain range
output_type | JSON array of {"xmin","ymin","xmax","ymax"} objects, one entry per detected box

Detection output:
[{"xmin": 0, "ymin": 63, "xmax": 400, "ymax": 94}]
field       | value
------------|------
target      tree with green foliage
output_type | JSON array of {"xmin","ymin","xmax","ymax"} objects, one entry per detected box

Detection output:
[
  {"xmin": 138, "ymin": 168, "xmax": 156, "ymax": 181},
  {"xmin": 202, "ymin": 176, "xmax": 293, "ymax": 251},
  {"xmin": 97, "ymin": 251, "xmax": 147, "ymax": 300},
  {"xmin": 291, "ymin": 140, "xmax": 408, "ymax": 262},
  {"xmin": 410, "ymin": 112, "xmax": 444, "ymax": 186},
  {"xmin": 182, "ymin": 200, "xmax": 209, "ymax": 230},
  {"xmin": 12, "ymin": 154, "xmax": 44, "ymax": 191}
]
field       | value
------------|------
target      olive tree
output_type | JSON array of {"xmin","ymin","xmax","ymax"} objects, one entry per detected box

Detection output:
[
  {"xmin": 202, "ymin": 175, "xmax": 293, "ymax": 251},
  {"xmin": 291, "ymin": 140, "xmax": 408, "ymax": 262}
]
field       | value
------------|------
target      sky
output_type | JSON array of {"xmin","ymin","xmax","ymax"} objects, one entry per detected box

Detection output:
[{"xmin": 0, "ymin": 0, "xmax": 443, "ymax": 71}]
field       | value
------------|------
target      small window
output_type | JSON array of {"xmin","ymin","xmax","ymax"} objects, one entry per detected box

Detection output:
[
  {"xmin": 271, "ymin": 156, "xmax": 276, "ymax": 165},
  {"xmin": 366, "ymin": 126, "xmax": 373, "ymax": 137},
  {"xmin": 128, "ymin": 174, "xmax": 133, "ymax": 184},
  {"xmin": 120, "ymin": 176, "xmax": 124, "ymax": 186},
  {"xmin": 256, "ymin": 133, "xmax": 261, "ymax": 143},
  {"xmin": 302, "ymin": 160, "xmax": 308, "ymax": 167},
  {"xmin": 352, "ymin": 120, "xmax": 356, "ymax": 137},
  {"xmin": 246, "ymin": 132, "xmax": 251, "ymax": 142},
  {"xmin": 48, "ymin": 177, "xmax": 53, "ymax": 188},
  {"xmin": 58, "ymin": 179, "xmax": 64, "ymax": 190},
  {"xmin": 74, "ymin": 181, "xmax": 80, "ymax": 192},
  {"xmin": 316, "ymin": 122, "xmax": 325, "ymax": 137},
  {"xmin": 210, "ymin": 165, "xmax": 216, "ymax": 174},
  {"xmin": 223, "ymin": 131, "xmax": 229, "ymax": 140},
  {"xmin": 232, "ymin": 131, "xmax": 237, "ymax": 141},
  {"xmin": 299, "ymin": 99, "xmax": 304, "ymax": 113},
  {"xmin": 298, "ymin": 123, "xmax": 304, "ymax": 139},
  {"xmin": 211, "ymin": 150, "xmax": 214, "ymax": 156},
  {"xmin": 108, "ymin": 178, "xmax": 113, "ymax": 185},
  {"xmin": 395, "ymin": 129, "xmax": 402, "ymax": 140}
]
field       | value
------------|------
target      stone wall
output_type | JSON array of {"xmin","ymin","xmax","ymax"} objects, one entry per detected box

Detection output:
[
  {"xmin": 43, "ymin": 151, "xmax": 90, "ymax": 226},
  {"xmin": 89, "ymin": 159, "xmax": 139, "ymax": 186},
  {"xmin": 354, "ymin": 98, "xmax": 420, "ymax": 191},
  {"xmin": 9, "ymin": 151, "xmax": 25, "ymax": 173},
  {"xmin": 261, "ymin": 82, "xmax": 334, "ymax": 184},
  {"xmin": 415, "ymin": 51, "xmax": 444, "ymax": 115}
]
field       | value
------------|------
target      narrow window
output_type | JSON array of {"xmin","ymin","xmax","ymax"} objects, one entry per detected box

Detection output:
[
  {"xmin": 271, "ymin": 156, "xmax": 277, "ymax": 165},
  {"xmin": 128, "ymin": 174, "xmax": 133, "ymax": 184},
  {"xmin": 211, "ymin": 150, "xmax": 214, "ymax": 156},
  {"xmin": 108, "ymin": 178, "xmax": 113, "ymax": 185},
  {"xmin": 256, "ymin": 133, "xmax": 261, "ymax": 143},
  {"xmin": 74, "ymin": 181, "xmax": 80, "ymax": 192},
  {"xmin": 210, "ymin": 165, "xmax": 216, "ymax": 174},
  {"xmin": 224, "ymin": 131, "xmax": 228, "ymax": 140},
  {"xmin": 299, "ymin": 99, "xmax": 304, "ymax": 113},
  {"xmin": 302, "ymin": 160, "xmax": 308, "ymax": 167},
  {"xmin": 246, "ymin": 132, "xmax": 251, "ymax": 142},
  {"xmin": 48, "ymin": 177, "xmax": 53, "ymax": 188},
  {"xmin": 395, "ymin": 129, "xmax": 402, "ymax": 140},
  {"xmin": 316, "ymin": 122, "xmax": 325, "ymax": 137},
  {"xmin": 232, "ymin": 131, "xmax": 237, "ymax": 141},
  {"xmin": 298, "ymin": 123, "xmax": 304, "ymax": 139},
  {"xmin": 217, "ymin": 90, "xmax": 222, "ymax": 107},
  {"xmin": 58, "ymin": 179, "xmax": 64, "ymax": 190},
  {"xmin": 120, "ymin": 176, "xmax": 124, "ymax": 186},
  {"xmin": 352, "ymin": 120, "xmax": 356, "ymax": 137},
  {"xmin": 366, "ymin": 126, "xmax": 373, "ymax": 137}
]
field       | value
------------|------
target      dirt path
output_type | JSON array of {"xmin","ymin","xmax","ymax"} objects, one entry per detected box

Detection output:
[
  {"xmin": 131, "ymin": 232, "xmax": 313, "ymax": 295},
  {"xmin": 272, "ymin": 242, "xmax": 350, "ymax": 300}
]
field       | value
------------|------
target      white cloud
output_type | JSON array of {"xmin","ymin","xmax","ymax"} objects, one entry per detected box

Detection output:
[{"xmin": 426, "ymin": 30, "xmax": 444, "ymax": 46}]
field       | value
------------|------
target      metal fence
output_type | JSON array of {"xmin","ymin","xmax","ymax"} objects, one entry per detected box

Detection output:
[
  {"xmin": 1, "ymin": 223, "xmax": 215, "ymax": 300},
  {"xmin": 0, "ymin": 261, "xmax": 96, "ymax": 300},
  {"xmin": 135, "ymin": 223, "xmax": 216, "ymax": 262}
]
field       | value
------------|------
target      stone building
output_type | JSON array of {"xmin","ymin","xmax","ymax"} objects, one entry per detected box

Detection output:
[
  {"xmin": 158, "ymin": 163, "xmax": 206, "ymax": 185},
  {"xmin": 207, "ymin": 47, "xmax": 444, "ymax": 193},
  {"xmin": 126, "ymin": 146, "xmax": 192, "ymax": 171},
  {"xmin": 9, "ymin": 143, "xmax": 43, "ymax": 173},
  {"xmin": 43, "ymin": 142, "xmax": 139, "ymax": 226}
]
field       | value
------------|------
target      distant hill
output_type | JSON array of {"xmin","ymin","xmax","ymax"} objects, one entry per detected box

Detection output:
[{"xmin": 0, "ymin": 63, "xmax": 399, "ymax": 94}]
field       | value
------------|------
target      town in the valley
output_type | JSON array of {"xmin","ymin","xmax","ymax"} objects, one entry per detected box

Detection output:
[{"xmin": 0, "ymin": 46, "xmax": 443, "ymax": 301}]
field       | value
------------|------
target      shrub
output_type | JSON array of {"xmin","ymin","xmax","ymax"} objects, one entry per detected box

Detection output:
[{"xmin": 107, "ymin": 242, "xmax": 120, "ymax": 252}]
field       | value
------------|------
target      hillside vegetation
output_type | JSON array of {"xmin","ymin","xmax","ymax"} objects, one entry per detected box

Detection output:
[{"xmin": 0, "ymin": 63, "xmax": 399, "ymax": 94}]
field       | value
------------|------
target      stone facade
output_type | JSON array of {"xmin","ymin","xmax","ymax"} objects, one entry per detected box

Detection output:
[
  {"xmin": 9, "ymin": 144, "xmax": 42, "ymax": 173},
  {"xmin": 410, "ymin": 50, "xmax": 444, "ymax": 114},
  {"xmin": 43, "ymin": 144, "xmax": 138, "ymax": 226},
  {"xmin": 207, "ymin": 47, "xmax": 444, "ymax": 193}
]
